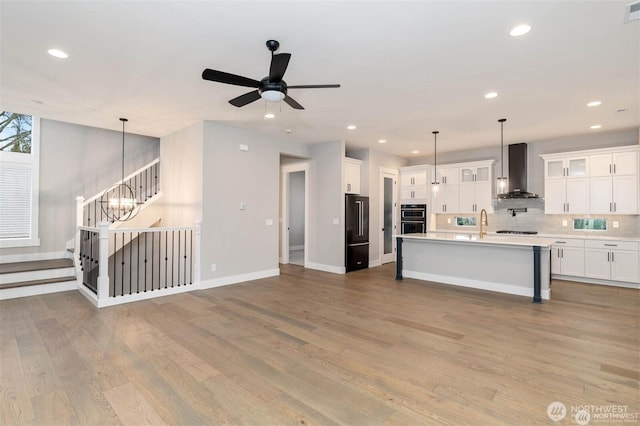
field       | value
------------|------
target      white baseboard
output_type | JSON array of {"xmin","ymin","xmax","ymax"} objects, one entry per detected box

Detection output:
[
  {"xmin": 0, "ymin": 280, "xmax": 77, "ymax": 301},
  {"xmin": 0, "ymin": 251, "xmax": 68, "ymax": 264},
  {"xmin": 552, "ymin": 274, "xmax": 639, "ymax": 289},
  {"xmin": 305, "ymin": 262, "xmax": 346, "ymax": 275},
  {"xmin": 369, "ymin": 259, "xmax": 382, "ymax": 267},
  {"xmin": 403, "ymin": 270, "xmax": 550, "ymax": 300},
  {"xmin": 96, "ymin": 283, "xmax": 196, "ymax": 308},
  {"xmin": 200, "ymin": 268, "xmax": 280, "ymax": 289}
]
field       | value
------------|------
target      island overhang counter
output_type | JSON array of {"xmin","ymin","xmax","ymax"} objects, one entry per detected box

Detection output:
[{"xmin": 395, "ymin": 233, "xmax": 555, "ymax": 302}]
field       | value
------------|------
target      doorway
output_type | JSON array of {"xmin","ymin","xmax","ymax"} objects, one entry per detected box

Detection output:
[
  {"xmin": 281, "ymin": 163, "xmax": 309, "ymax": 266},
  {"xmin": 380, "ymin": 168, "xmax": 398, "ymax": 264}
]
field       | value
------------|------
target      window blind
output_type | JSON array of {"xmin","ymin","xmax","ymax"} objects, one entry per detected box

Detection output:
[{"xmin": 0, "ymin": 161, "xmax": 33, "ymax": 239}]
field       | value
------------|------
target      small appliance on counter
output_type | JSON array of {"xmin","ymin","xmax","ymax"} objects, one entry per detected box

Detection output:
[{"xmin": 345, "ymin": 194, "xmax": 369, "ymax": 272}]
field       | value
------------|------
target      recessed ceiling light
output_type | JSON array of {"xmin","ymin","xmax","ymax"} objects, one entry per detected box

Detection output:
[
  {"xmin": 264, "ymin": 113, "xmax": 275, "ymax": 120},
  {"xmin": 31, "ymin": 99, "xmax": 44, "ymax": 104},
  {"xmin": 284, "ymin": 129, "xmax": 292, "ymax": 133},
  {"xmin": 347, "ymin": 124, "xmax": 356, "ymax": 130},
  {"xmin": 590, "ymin": 124, "xmax": 602, "ymax": 130},
  {"xmin": 378, "ymin": 139, "xmax": 387, "ymax": 144},
  {"xmin": 484, "ymin": 92, "xmax": 498, "ymax": 99},
  {"xmin": 47, "ymin": 48, "xmax": 68, "ymax": 59},
  {"xmin": 586, "ymin": 101, "xmax": 602, "ymax": 107},
  {"xmin": 510, "ymin": 24, "xmax": 531, "ymax": 37},
  {"xmin": 412, "ymin": 150, "xmax": 419, "ymax": 154}
]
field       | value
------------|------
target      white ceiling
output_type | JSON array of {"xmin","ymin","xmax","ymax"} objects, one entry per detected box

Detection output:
[{"xmin": 1, "ymin": 1, "xmax": 638, "ymax": 157}]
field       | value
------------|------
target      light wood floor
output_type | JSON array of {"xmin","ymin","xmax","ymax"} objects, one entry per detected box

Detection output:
[{"xmin": 1, "ymin": 263, "xmax": 638, "ymax": 425}]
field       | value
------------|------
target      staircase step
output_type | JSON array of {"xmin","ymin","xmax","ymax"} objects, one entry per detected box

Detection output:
[
  {"xmin": 0, "ymin": 258, "xmax": 74, "ymax": 274},
  {"xmin": 0, "ymin": 258, "xmax": 76, "ymax": 286},
  {"xmin": 0, "ymin": 275, "xmax": 77, "ymax": 290}
]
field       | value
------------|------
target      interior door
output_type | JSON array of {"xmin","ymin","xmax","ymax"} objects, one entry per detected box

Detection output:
[{"xmin": 381, "ymin": 169, "xmax": 397, "ymax": 264}]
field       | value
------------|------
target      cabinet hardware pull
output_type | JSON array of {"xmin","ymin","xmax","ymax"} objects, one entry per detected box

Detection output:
[
  {"xmin": 604, "ymin": 244, "xmax": 617, "ymax": 247},
  {"xmin": 613, "ymin": 164, "xmax": 616, "ymax": 174},
  {"xmin": 613, "ymin": 202, "xmax": 616, "ymax": 212},
  {"xmin": 611, "ymin": 252, "xmax": 614, "ymax": 262},
  {"xmin": 607, "ymin": 252, "xmax": 610, "ymax": 262},
  {"xmin": 555, "ymin": 241, "xmax": 566, "ymax": 244}
]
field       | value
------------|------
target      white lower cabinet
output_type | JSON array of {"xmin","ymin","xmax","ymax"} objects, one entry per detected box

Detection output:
[
  {"xmin": 551, "ymin": 239, "xmax": 585, "ymax": 277},
  {"xmin": 584, "ymin": 240, "xmax": 639, "ymax": 283}
]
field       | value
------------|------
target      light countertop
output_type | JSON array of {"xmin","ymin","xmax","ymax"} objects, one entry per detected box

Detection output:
[{"xmin": 396, "ymin": 232, "xmax": 556, "ymax": 248}]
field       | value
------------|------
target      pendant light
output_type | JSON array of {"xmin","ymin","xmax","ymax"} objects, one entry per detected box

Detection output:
[
  {"xmin": 100, "ymin": 118, "xmax": 139, "ymax": 222},
  {"xmin": 431, "ymin": 131, "xmax": 440, "ymax": 195},
  {"xmin": 496, "ymin": 118, "xmax": 508, "ymax": 195}
]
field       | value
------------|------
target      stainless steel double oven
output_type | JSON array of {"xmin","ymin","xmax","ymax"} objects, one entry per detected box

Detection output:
[{"xmin": 400, "ymin": 204, "xmax": 427, "ymax": 234}]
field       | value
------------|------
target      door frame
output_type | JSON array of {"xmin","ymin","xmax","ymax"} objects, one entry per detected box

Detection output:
[
  {"xmin": 281, "ymin": 163, "xmax": 309, "ymax": 266},
  {"xmin": 379, "ymin": 167, "xmax": 398, "ymax": 264}
]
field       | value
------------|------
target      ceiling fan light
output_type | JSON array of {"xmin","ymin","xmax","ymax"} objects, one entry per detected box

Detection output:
[{"xmin": 261, "ymin": 90, "xmax": 285, "ymax": 102}]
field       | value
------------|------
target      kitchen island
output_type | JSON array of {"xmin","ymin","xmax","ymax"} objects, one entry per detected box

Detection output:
[{"xmin": 395, "ymin": 232, "xmax": 554, "ymax": 302}]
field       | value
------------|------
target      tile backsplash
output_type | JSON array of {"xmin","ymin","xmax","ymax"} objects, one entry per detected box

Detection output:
[{"xmin": 434, "ymin": 207, "xmax": 640, "ymax": 239}]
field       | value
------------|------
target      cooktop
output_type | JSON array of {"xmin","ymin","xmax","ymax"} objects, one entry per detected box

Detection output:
[{"xmin": 496, "ymin": 230, "xmax": 538, "ymax": 235}]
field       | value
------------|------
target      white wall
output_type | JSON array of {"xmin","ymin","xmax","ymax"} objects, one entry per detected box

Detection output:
[{"xmin": 0, "ymin": 119, "xmax": 159, "ymax": 257}]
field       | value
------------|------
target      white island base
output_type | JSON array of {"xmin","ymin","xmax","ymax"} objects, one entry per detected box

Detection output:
[{"xmin": 396, "ymin": 233, "xmax": 553, "ymax": 301}]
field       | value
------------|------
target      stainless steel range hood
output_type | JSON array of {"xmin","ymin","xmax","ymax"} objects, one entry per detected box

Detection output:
[{"xmin": 498, "ymin": 143, "xmax": 539, "ymax": 199}]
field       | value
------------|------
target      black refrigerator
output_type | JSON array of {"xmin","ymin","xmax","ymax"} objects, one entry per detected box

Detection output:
[{"xmin": 345, "ymin": 194, "xmax": 369, "ymax": 272}]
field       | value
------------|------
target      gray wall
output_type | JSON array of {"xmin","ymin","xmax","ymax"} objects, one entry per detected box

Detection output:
[
  {"xmin": 410, "ymin": 128, "xmax": 639, "ymax": 197},
  {"xmin": 349, "ymin": 148, "xmax": 408, "ymax": 264},
  {"xmin": 288, "ymin": 171, "xmax": 305, "ymax": 247},
  {"xmin": 159, "ymin": 121, "xmax": 203, "ymax": 227},
  {"xmin": 308, "ymin": 140, "xmax": 345, "ymax": 270},
  {"xmin": 1, "ymin": 118, "xmax": 159, "ymax": 256},
  {"xmin": 198, "ymin": 121, "xmax": 310, "ymax": 281}
]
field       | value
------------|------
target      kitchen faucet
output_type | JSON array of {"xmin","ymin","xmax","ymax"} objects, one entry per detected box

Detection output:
[{"xmin": 479, "ymin": 208, "xmax": 488, "ymax": 238}]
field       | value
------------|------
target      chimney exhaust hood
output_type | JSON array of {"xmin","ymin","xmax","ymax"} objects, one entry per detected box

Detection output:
[{"xmin": 497, "ymin": 143, "xmax": 539, "ymax": 199}]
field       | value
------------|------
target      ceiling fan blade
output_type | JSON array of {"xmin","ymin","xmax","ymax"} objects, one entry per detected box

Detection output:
[
  {"xmin": 269, "ymin": 53, "xmax": 291, "ymax": 82},
  {"xmin": 229, "ymin": 90, "xmax": 261, "ymax": 107},
  {"xmin": 202, "ymin": 69, "xmax": 261, "ymax": 88},
  {"xmin": 283, "ymin": 95, "xmax": 304, "ymax": 110},
  {"xmin": 287, "ymin": 84, "xmax": 341, "ymax": 89}
]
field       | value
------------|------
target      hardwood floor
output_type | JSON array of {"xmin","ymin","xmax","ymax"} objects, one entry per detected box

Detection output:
[{"xmin": 1, "ymin": 263, "xmax": 638, "ymax": 425}]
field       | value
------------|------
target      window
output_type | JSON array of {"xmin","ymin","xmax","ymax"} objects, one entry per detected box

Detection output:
[{"xmin": 0, "ymin": 111, "xmax": 40, "ymax": 247}]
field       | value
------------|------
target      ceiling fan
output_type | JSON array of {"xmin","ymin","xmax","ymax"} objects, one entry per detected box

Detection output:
[{"xmin": 201, "ymin": 40, "xmax": 340, "ymax": 110}]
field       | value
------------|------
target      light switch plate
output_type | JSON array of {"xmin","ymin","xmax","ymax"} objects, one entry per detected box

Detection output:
[
  {"xmin": 211, "ymin": 264, "xmax": 217, "ymax": 272},
  {"xmin": 239, "ymin": 144, "xmax": 249, "ymax": 151},
  {"xmin": 332, "ymin": 218, "xmax": 340, "ymax": 225},
  {"xmin": 265, "ymin": 219, "xmax": 273, "ymax": 226},
  {"xmin": 562, "ymin": 220, "xmax": 567, "ymax": 227},
  {"xmin": 613, "ymin": 221, "xmax": 619, "ymax": 228},
  {"xmin": 240, "ymin": 202, "xmax": 246, "ymax": 210}
]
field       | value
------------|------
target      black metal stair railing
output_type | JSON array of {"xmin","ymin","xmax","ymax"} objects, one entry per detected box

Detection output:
[
  {"xmin": 82, "ymin": 160, "xmax": 160, "ymax": 227},
  {"xmin": 107, "ymin": 227, "xmax": 194, "ymax": 297},
  {"xmin": 79, "ymin": 228, "xmax": 100, "ymax": 294}
]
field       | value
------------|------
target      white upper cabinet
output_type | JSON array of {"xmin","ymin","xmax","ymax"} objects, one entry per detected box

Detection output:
[
  {"xmin": 541, "ymin": 146, "xmax": 639, "ymax": 215},
  {"xmin": 399, "ymin": 166, "xmax": 428, "ymax": 204},
  {"xmin": 344, "ymin": 158, "xmax": 362, "ymax": 194},
  {"xmin": 458, "ymin": 161, "xmax": 494, "ymax": 213}
]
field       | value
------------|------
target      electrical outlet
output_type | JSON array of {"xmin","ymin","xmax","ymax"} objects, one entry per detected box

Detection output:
[
  {"xmin": 562, "ymin": 220, "xmax": 567, "ymax": 227},
  {"xmin": 613, "ymin": 221, "xmax": 619, "ymax": 228},
  {"xmin": 447, "ymin": 218, "xmax": 451, "ymax": 224},
  {"xmin": 211, "ymin": 264, "xmax": 216, "ymax": 272},
  {"xmin": 265, "ymin": 219, "xmax": 273, "ymax": 226},
  {"xmin": 332, "ymin": 218, "xmax": 340, "ymax": 225},
  {"xmin": 240, "ymin": 202, "xmax": 246, "ymax": 210}
]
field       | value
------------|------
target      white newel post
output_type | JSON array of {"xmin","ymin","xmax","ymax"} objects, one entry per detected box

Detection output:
[
  {"xmin": 97, "ymin": 221, "xmax": 110, "ymax": 303},
  {"xmin": 194, "ymin": 220, "xmax": 202, "ymax": 285},
  {"xmin": 75, "ymin": 196, "xmax": 85, "ymax": 283}
]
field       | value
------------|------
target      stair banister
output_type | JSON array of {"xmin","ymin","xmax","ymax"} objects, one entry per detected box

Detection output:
[{"xmin": 97, "ymin": 222, "xmax": 110, "ymax": 301}]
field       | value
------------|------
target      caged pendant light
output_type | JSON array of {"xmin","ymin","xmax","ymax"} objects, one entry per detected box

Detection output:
[
  {"xmin": 100, "ymin": 118, "xmax": 139, "ymax": 222},
  {"xmin": 496, "ymin": 118, "xmax": 508, "ymax": 195},
  {"xmin": 431, "ymin": 131, "xmax": 440, "ymax": 195}
]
